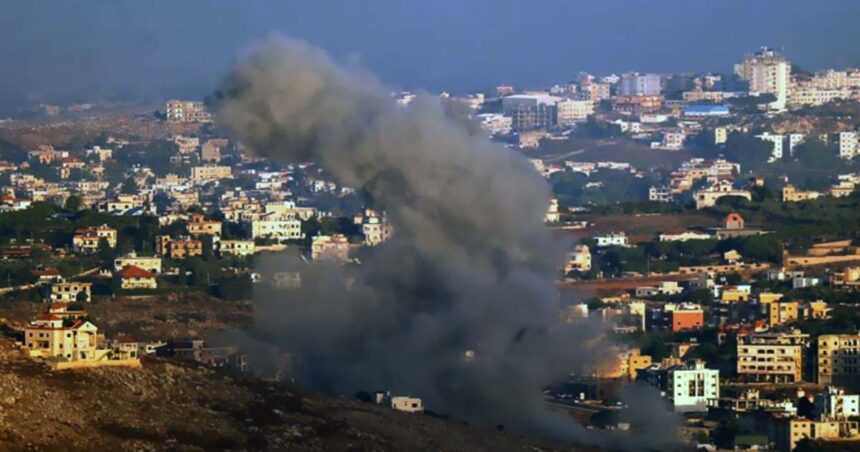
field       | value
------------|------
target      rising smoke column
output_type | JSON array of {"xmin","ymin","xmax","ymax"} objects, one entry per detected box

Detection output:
[{"xmin": 214, "ymin": 37, "xmax": 677, "ymax": 449}]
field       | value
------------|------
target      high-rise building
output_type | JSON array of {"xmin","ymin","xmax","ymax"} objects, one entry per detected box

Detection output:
[
  {"xmin": 618, "ymin": 73, "xmax": 662, "ymax": 96},
  {"xmin": 737, "ymin": 330, "xmax": 808, "ymax": 383},
  {"xmin": 734, "ymin": 47, "xmax": 791, "ymax": 111},
  {"xmin": 502, "ymin": 94, "xmax": 561, "ymax": 131},
  {"xmin": 165, "ymin": 100, "xmax": 212, "ymax": 123}
]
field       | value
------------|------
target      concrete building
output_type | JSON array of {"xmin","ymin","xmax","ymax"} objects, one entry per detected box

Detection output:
[
  {"xmin": 186, "ymin": 214, "xmax": 222, "ymax": 237},
  {"xmin": 556, "ymin": 99, "xmax": 594, "ymax": 125},
  {"xmin": 694, "ymin": 182, "xmax": 752, "ymax": 209},
  {"xmin": 311, "ymin": 234, "xmax": 350, "ymax": 262},
  {"xmin": 666, "ymin": 360, "xmax": 719, "ymax": 412},
  {"xmin": 782, "ymin": 184, "xmax": 821, "ymax": 202},
  {"xmin": 251, "ymin": 218, "xmax": 303, "ymax": 242},
  {"xmin": 737, "ymin": 330, "xmax": 808, "ymax": 383},
  {"xmin": 595, "ymin": 232, "xmax": 629, "ymax": 247},
  {"xmin": 191, "ymin": 166, "xmax": 232, "ymax": 181},
  {"xmin": 24, "ymin": 314, "xmax": 100, "ymax": 361},
  {"xmin": 649, "ymin": 186, "xmax": 674, "ymax": 202},
  {"xmin": 165, "ymin": 100, "xmax": 212, "ymax": 123},
  {"xmin": 217, "ymin": 240, "xmax": 256, "ymax": 257},
  {"xmin": 119, "ymin": 265, "xmax": 158, "ymax": 290},
  {"xmin": 502, "ymin": 94, "xmax": 562, "ymax": 130},
  {"xmin": 817, "ymin": 334, "xmax": 860, "ymax": 390},
  {"xmin": 50, "ymin": 282, "xmax": 92, "ymax": 303},
  {"xmin": 564, "ymin": 245, "xmax": 591, "ymax": 274},
  {"xmin": 390, "ymin": 396, "xmax": 424, "ymax": 413},
  {"xmin": 734, "ymin": 47, "xmax": 791, "ymax": 111},
  {"xmin": 755, "ymin": 132, "xmax": 785, "ymax": 160},
  {"xmin": 619, "ymin": 73, "xmax": 662, "ymax": 96},
  {"xmin": 474, "ymin": 113, "xmax": 513, "ymax": 135},
  {"xmin": 114, "ymin": 254, "xmax": 162, "ymax": 274},
  {"xmin": 814, "ymin": 386, "xmax": 860, "ymax": 420},
  {"xmin": 72, "ymin": 225, "xmax": 117, "ymax": 253},
  {"xmin": 840, "ymin": 131, "xmax": 859, "ymax": 159}
]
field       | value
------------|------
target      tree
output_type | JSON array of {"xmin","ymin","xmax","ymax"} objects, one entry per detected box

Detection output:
[
  {"xmin": 793, "ymin": 137, "xmax": 841, "ymax": 170},
  {"xmin": 120, "ymin": 177, "xmax": 138, "ymax": 194},
  {"xmin": 75, "ymin": 290, "xmax": 89, "ymax": 303},
  {"xmin": 64, "ymin": 195, "xmax": 83, "ymax": 212},
  {"xmin": 723, "ymin": 132, "xmax": 773, "ymax": 165}
]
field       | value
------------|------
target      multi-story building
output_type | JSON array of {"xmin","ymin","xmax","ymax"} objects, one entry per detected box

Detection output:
[
  {"xmin": 217, "ymin": 240, "xmax": 256, "ymax": 257},
  {"xmin": 737, "ymin": 330, "xmax": 809, "ymax": 383},
  {"xmin": 814, "ymin": 386, "xmax": 860, "ymax": 420},
  {"xmin": 118, "ymin": 265, "xmax": 158, "ymax": 290},
  {"xmin": 474, "ymin": 113, "xmax": 513, "ymax": 135},
  {"xmin": 840, "ymin": 131, "xmax": 859, "ymax": 159},
  {"xmin": 641, "ymin": 360, "xmax": 719, "ymax": 413},
  {"xmin": 782, "ymin": 184, "xmax": 821, "ymax": 202},
  {"xmin": 72, "ymin": 225, "xmax": 117, "ymax": 253},
  {"xmin": 611, "ymin": 95, "xmax": 663, "ymax": 115},
  {"xmin": 734, "ymin": 47, "xmax": 791, "ymax": 111},
  {"xmin": 360, "ymin": 214, "xmax": 393, "ymax": 246},
  {"xmin": 114, "ymin": 253, "xmax": 162, "ymax": 274},
  {"xmin": 164, "ymin": 239, "xmax": 203, "ymax": 259},
  {"xmin": 649, "ymin": 186, "xmax": 674, "ymax": 202},
  {"xmin": 191, "ymin": 165, "xmax": 232, "ymax": 181},
  {"xmin": 694, "ymin": 182, "xmax": 752, "ymax": 209},
  {"xmin": 311, "ymin": 234, "xmax": 350, "ymax": 262},
  {"xmin": 755, "ymin": 132, "xmax": 785, "ymax": 160},
  {"xmin": 595, "ymin": 232, "xmax": 629, "ymax": 248},
  {"xmin": 502, "ymin": 94, "xmax": 561, "ymax": 130},
  {"xmin": 556, "ymin": 99, "xmax": 594, "ymax": 125},
  {"xmin": 564, "ymin": 245, "xmax": 591, "ymax": 274},
  {"xmin": 50, "ymin": 282, "xmax": 92, "ymax": 303},
  {"xmin": 817, "ymin": 334, "xmax": 860, "ymax": 390},
  {"xmin": 201, "ymin": 138, "xmax": 228, "ymax": 162},
  {"xmin": 619, "ymin": 73, "xmax": 662, "ymax": 96},
  {"xmin": 761, "ymin": 298, "xmax": 799, "ymax": 327},
  {"xmin": 186, "ymin": 214, "xmax": 222, "ymax": 237},
  {"xmin": 251, "ymin": 218, "xmax": 303, "ymax": 242},
  {"xmin": 165, "ymin": 100, "xmax": 212, "ymax": 123},
  {"xmin": 24, "ymin": 313, "xmax": 100, "ymax": 361},
  {"xmin": 773, "ymin": 417, "xmax": 859, "ymax": 452}
]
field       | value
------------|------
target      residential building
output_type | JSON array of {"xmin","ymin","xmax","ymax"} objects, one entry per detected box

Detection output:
[
  {"xmin": 611, "ymin": 95, "xmax": 663, "ymax": 115},
  {"xmin": 251, "ymin": 218, "xmax": 303, "ymax": 243},
  {"xmin": 311, "ymin": 234, "xmax": 350, "ymax": 262},
  {"xmin": 502, "ymin": 93, "xmax": 562, "ymax": 130},
  {"xmin": 390, "ymin": 396, "xmax": 424, "ymax": 413},
  {"xmin": 641, "ymin": 360, "xmax": 719, "ymax": 413},
  {"xmin": 840, "ymin": 131, "xmax": 859, "ymax": 159},
  {"xmin": 734, "ymin": 47, "xmax": 791, "ymax": 111},
  {"xmin": 694, "ymin": 182, "xmax": 752, "ymax": 209},
  {"xmin": 782, "ymin": 184, "xmax": 821, "ymax": 202},
  {"xmin": 119, "ymin": 265, "xmax": 157, "ymax": 290},
  {"xmin": 165, "ymin": 238, "xmax": 203, "ymax": 259},
  {"xmin": 186, "ymin": 214, "xmax": 222, "ymax": 236},
  {"xmin": 814, "ymin": 386, "xmax": 860, "ymax": 420},
  {"xmin": 165, "ymin": 100, "xmax": 212, "ymax": 123},
  {"xmin": 360, "ymin": 214, "xmax": 393, "ymax": 246},
  {"xmin": 737, "ymin": 330, "xmax": 808, "ymax": 383},
  {"xmin": 817, "ymin": 334, "xmax": 860, "ymax": 390},
  {"xmin": 556, "ymin": 99, "xmax": 594, "ymax": 125},
  {"xmin": 114, "ymin": 254, "xmax": 162, "ymax": 274},
  {"xmin": 761, "ymin": 299, "xmax": 799, "ymax": 327},
  {"xmin": 191, "ymin": 165, "xmax": 232, "ymax": 181},
  {"xmin": 773, "ymin": 417, "xmax": 859, "ymax": 452},
  {"xmin": 619, "ymin": 72, "xmax": 662, "ymax": 96},
  {"xmin": 217, "ymin": 240, "xmax": 256, "ymax": 257},
  {"xmin": 755, "ymin": 132, "xmax": 785, "ymax": 160},
  {"xmin": 595, "ymin": 232, "xmax": 629, "ymax": 247},
  {"xmin": 50, "ymin": 282, "xmax": 92, "ymax": 303},
  {"xmin": 564, "ymin": 245, "xmax": 591, "ymax": 274},
  {"xmin": 667, "ymin": 303, "xmax": 705, "ymax": 332},
  {"xmin": 649, "ymin": 186, "xmax": 673, "ymax": 202},
  {"xmin": 474, "ymin": 113, "xmax": 513, "ymax": 135},
  {"xmin": 24, "ymin": 314, "xmax": 100, "ymax": 361},
  {"xmin": 72, "ymin": 225, "xmax": 117, "ymax": 253},
  {"xmin": 201, "ymin": 138, "xmax": 227, "ymax": 162}
]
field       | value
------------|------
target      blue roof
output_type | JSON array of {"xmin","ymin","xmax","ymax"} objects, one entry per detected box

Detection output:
[{"xmin": 685, "ymin": 104, "xmax": 730, "ymax": 114}]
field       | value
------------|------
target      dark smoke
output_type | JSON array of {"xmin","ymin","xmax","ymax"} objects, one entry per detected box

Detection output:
[{"xmin": 214, "ymin": 37, "xmax": 677, "ymax": 449}]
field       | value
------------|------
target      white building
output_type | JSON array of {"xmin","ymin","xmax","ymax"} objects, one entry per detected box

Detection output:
[
  {"xmin": 556, "ymin": 99, "xmax": 594, "ymax": 126},
  {"xmin": 814, "ymin": 386, "xmax": 860, "ymax": 420},
  {"xmin": 251, "ymin": 219, "xmax": 303, "ymax": 242},
  {"xmin": 595, "ymin": 232, "xmax": 629, "ymax": 248},
  {"xmin": 390, "ymin": 396, "xmax": 424, "ymax": 413},
  {"xmin": 474, "ymin": 113, "xmax": 512, "ymax": 135},
  {"xmin": 649, "ymin": 186, "xmax": 674, "ymax": 203},
  {"xmin": 756, "ymin": 132, "xmax": 785, "ymax": 160},
  {"xmin": 564, "ymin": 245, "xmax": 591, "ymax": 274},
  {"xmin": 667, "ymin": 360, "xmax": 720, "ymax": 412},
  {"xmin": 734, "ymin": 47, "xmax": 791, "ymax": 111},
  {"xmin": 788, "ymin": 133, "xmax": 807, "ymax": 155},
  {"xmin": 840, "ymin": 132, "xmax": 859, "ymax": 159}
]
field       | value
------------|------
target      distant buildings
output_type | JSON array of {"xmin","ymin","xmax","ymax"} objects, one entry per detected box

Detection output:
[
  {"xmin": 311, "ymin": 234, "xmax": 350, "ymax": 262},
  {"xmin": 165, "ymin": 100, "xmax": 212, "ymax": 123},
  {"xmin": 118, "ymin": 265, "xmax": 158, "ymax": 290},
  {"xmin": 72, "ymin": 225, "xmax": 117, "ymax": 253},
  {"xmin": 619, "ymin": 73, "xmax": 662, "ymax": 96},
  {"xmin": 595, "ymin": 232, "xmax": 629, "ymax": 248},
  {"xmin": 642, "ymin": 359, "xmax": 719, "ymax": 413},
  {"xmin": 502, "ymin": 94, "xmax": 561, "ymax": 131},
  {"xmin": 817, "ymin": 334, "xmax": 860, "ymax": 390},
  {"xmin": 737, "ymin": 330, "xmax": 808, "ymax": 383},
  {"xmin": 564, "ymin": 245, "xmax": 591, "ymax": 274},
  {"xmin": 734, "ymin": 47, "xmax": 791, "ymax": 111}
]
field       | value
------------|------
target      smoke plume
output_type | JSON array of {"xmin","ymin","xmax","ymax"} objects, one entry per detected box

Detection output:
[{"xmin": 214, "ymin": 37, "xmax": 677, "ymax": 449}]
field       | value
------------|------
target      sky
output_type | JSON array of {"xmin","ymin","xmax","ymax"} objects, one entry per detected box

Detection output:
[{"xmin": 2, "ymin": 0, "xmax": 860, "ymax": 113}]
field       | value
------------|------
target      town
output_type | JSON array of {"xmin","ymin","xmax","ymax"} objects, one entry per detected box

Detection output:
[{"xmin": 3, "ymin": 44, "xmax": 860, "ymax": 451}]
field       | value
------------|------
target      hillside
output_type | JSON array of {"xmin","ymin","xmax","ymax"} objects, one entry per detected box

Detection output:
[{"xmin": 0, "ymin": 336, "xmax": 584, "ymax": 451}]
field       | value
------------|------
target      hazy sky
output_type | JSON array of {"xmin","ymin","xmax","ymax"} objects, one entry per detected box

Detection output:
[{"xmin": 2, "ymin": 0, "xmax": 860, "ymax": 112}]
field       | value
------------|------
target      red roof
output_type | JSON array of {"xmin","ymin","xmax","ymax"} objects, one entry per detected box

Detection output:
[
  {"xmin": 119, "ymin": 265, "xmax": 155, "ymax": 279},
  {"xmin": 32, "ymin": 268, "xmax": 61, "ymax": 276},
  {"xmin": 725, "ymin": 212, "xmax": 744, "ymax": 222},
  {"xmin": 35, "ymin": 313, "xmax": 62, "ymax": 321}
]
